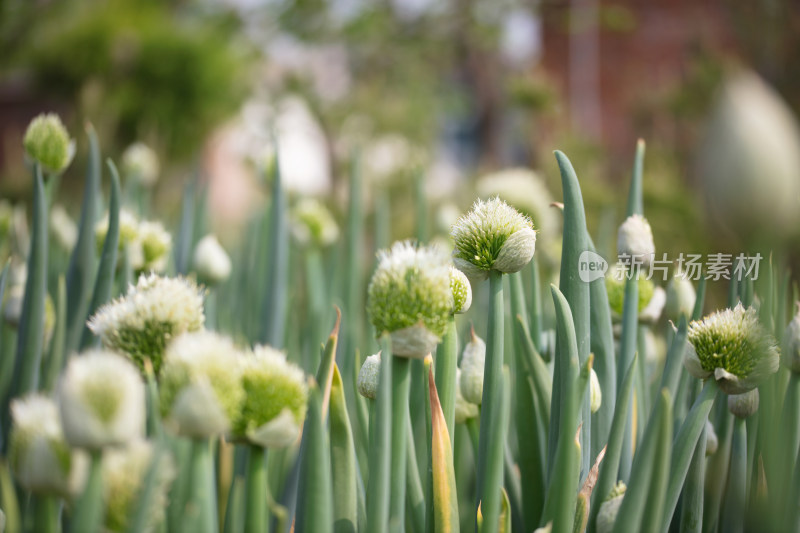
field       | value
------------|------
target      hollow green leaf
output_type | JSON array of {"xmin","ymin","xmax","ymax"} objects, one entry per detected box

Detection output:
[{"xmin": 296, "ymin": 382, "xmax": 333, "ymax": 533}]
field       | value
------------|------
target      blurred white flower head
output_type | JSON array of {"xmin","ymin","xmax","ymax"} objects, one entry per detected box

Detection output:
[
  {"xmin": 122, "ymin": 142, "xmax": 160, "ymax": 187},
  {"xmin": 291, "ymin": 198, "xmax": 340, "ymax": 247},
  {"xmin": 50, "ymin": 205, "xmax": 78, "ymax": 251},
  {"xmin": 193, "ymin": 234, "xmax": 232, "ymax": 286}
]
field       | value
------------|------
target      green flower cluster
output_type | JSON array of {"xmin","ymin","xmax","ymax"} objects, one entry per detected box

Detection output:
[{"xmin": 23, "ymin": 113, "xmax": 74, "ymax": 174}]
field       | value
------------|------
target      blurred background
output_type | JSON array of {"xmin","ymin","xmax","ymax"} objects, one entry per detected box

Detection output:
[{"xmin": 1, "ymin": 0, "xmax": 800, "ymax": 286}]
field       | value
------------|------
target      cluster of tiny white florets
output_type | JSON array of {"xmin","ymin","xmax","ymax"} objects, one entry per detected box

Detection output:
[
  {"xmin": 159, "ymin": 331, "xmax": 245, "ymax": 438},
  {"xmin": 451, "ymin": 197, "xmax": 536, "ymax": 279},
  {"xmin": 9, "ymin": 395, "xmax": 86, "ymax": 496},
  {"xmin": 685, "ymin": 303, "xmax": 779, "ymax": 394},
  {"xmin": 367, "ymin": 241, "xmax": 453, "ymax": 357},
  {"xmin": 57, "ymin": 350, "xmax": 145, "ymax": 450},
  {"xmin": 449, "ymin": 266, "xmax": 472, "ymax": 314},
  {"xmin": 232, "ymin": 345, "xmax": 308, "ymax": 448},
  {"xmin": 291, "ymin": 198, "xmax": 340, "ymax": 247},
  {"xmin": 121, "ymin": 142, "xmax": 160, "ymax": 187},
  {"xmin": 95, "ymin": 210, "xmax": 172, "ymax": 273},
  {"xmin": 88, "ymin": 274, "xmax": 205, "ymax": 374}
]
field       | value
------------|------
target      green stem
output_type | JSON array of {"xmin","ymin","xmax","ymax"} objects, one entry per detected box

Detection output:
[
  {"xmin": 720, "ymin": 417, "xmax": 747, "ymax": 533},
  {"xmin": 70, "ymin": 450, "xmax": 104, "ymax": 533},
  {"xmin": 618, "ymin": 274, "xmax": 639, "ymax": 482},
  {"xmin": 435, "ymin": 317, "xmax": 458, "ymax": 448},
  {"xmin": 187, "ymin": 439, "xmax": 217, "ymax": 533},
  {"xmin": 366, "ymin": 335, "xmax": 392, "ymax": 532},
  {"xmin": 475, "ymin": 270, "xmax": 505, "ymax": 532},
  {"xmin": 528, "ymin": 258, "xmax": 544, "ymax": 354},
  {"xmin": 390, "ymin": 356, "xmax": 411, "ymax": 531},
  {"xmin": 244, "ymin": 445, "xmax": 268, "ymax": 533},
  {"xmin": 32, "ymin": 494, "xmax": 58, "ymax": 533},
  {"xmin": 41, "ymin": 276, "xmax": 66, "ymax": 392},
  {"xmin": 296, "ymin": 384, "xmax": 333, "ymax": 533},
  {"xmin": 261, "ymin": 152, "xmax": 288, "ymax": 348},
  {"xmin": 679, "ymin": 424, "xmax": 707, "ymax": 533}
]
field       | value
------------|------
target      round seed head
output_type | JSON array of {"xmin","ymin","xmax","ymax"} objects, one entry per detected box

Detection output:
[
  {"xmin": 87, "ymin": 274, "xmax": 205, "ymax": 375},
  {"xmin": 590, "ymin": 367, "xmax": 602, "ymax": 413},
  {"xmin": 192, "ymin": 234, "xmax": 232, "ymax": 286},
  {"xmin": 665, "ymin": 274, "xmax": 697, "ymax": 322},
  {"xmin": 781, "ymin": 304, "xmax": 800, "ymax": 372},
  {"xmin": 451, "ymin": 197, "xmax": 535, "ymax": 278},
  {"xmin": 103, "ymin": 440, "xmax": 174, "ymax": 532},
  {"xmin": 450, "ymin": 266, "xmax": 472, "ymax": 314},
  {"xmin": 9, "ymin": 395, "xmax": 87, "ymax": 496},
  {"xmin": 232, "ymin": 345, "xmax": 308, "ymax": 448},
  {"xmin": 459, "ymin": 329, "xmax": 486, "ymax": 405},
  {"xmin": 292, "ymin": 198, "xmax": 339, "ymax": 247},
  {"xmin": 367, "ymin": 241, "xmax": 452, "ymax": 358},
  {"xmin": 728, "ymin": 388, "xmax": 759, "ymax": 418},
  {"xmin": 159, "ymin": 331, "xmax": 245, "ymax": 438},
  {"xmin": 357, "ymin": 353, "xmax": 381, "ymax": 400},
  {"xmin": 685, "ymin": 303, "xmax": 779, "ymax": 394},
  {"xmin": 57, "ymin": 350, "xmax": 145, "ymax": 450},
  {"xmin": 454, "ymin": 368, "xmax": 479, "ymax": 423},
  {"xmin": 121, "ymin": 142, "xmax": 160, "ymax": 187},
  {"xmin": 23, "ymin": 113, "xmax": 75, "ymax": 174},
  {"xmin": 617, "ymin": 214, "xmax": 655, "ymax": 265}
]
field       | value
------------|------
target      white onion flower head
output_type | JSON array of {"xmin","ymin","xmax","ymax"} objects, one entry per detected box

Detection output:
[
  {"xmin": 103, "ymin": 440, "xmax": 175, "ymax": 532},
  {"xmin": 450, "ymin": 266, "xmax": 472, "ymax": 314},
  {"xmin": 367, "ymin": 241, "xmax": 452, "ymax": 358},
  {"xmin": 23, "ymin": 113, "xmax": 75, "ymax": 174},
  {"xmin": 57, "ymin": 350, "xmax": 145, "ymax": 450},
  {"xmin": 685, "ymin": 303, "xmax": 779, "ymax": 394},
  {"xmin": 159, "ymin": 331, "xmax": 245, "ymax": 438},
  {"xmin": 137, "ymin": 220, "xmax": 172, "ymax": 273},
  {"xmin": 192, "ymin": 234, "xmax": 232, "ymax": 286},
  {"xmin": 233, "ymin": 346, "xmax": 308, "ymax": 448},
  {"xmin": 357, "ymin": 353, "xmax": 381, "ymax": 400},
  {"xmin": 782, "ymin": 304, "xmax": 800, "ymax": 372},
  {"xmin": 454, "ymin": 368, "xmax": 479, "ymax": 423},
  {"xmin": 292, "ymin": 198, "xmax": 339, "ymax": 247},
  {"xmin": 617, "ymin": 214, "xmax": 655, "ymax": 266},
  {"xmin": 122, "ymin": 142, "xmax": 160, "ymax": 187},
  {"xmin": 665, "ymin": 274, "xmax": 697, "ymax": 322},
  {"xmin": 88, "ymin": 274, "xmax": 205, "ymax": 374},
  {"xmin": 459, "ymin": 329, "xmax": 486, "ymax": 405},
  {"xmin": 50, "ymin": 205, "xmax": 77, "ymax": 251},
  {"xmin": 451, "ymin": 197, "xmax": 536, "ymax": 280},
  {"xmin": 95, "ymin": 208, "xmax": 140, "ymax": 256},
  {"xmin": 9, "ymin": 395, "xmax": 87, "ymax": 496},
  {"xmin": 589, "ymin": 367, "xmax": 602, "ymax": 413},
  {"xmin": 476, "ymin": 168, "xmax": 559, "ymax": 242}
]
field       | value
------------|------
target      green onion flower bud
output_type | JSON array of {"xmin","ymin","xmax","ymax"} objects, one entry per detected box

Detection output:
[
  {"xmin": 665, "ymin": 274, "xmax": 696, "ymax": 322},
  {"xmin": 103, "ymin": 440, "xmax": 175, "ymax": 532},
  {"xmin": 617, "ymin": 214, "xmax": 655, "ymax": 266},
  {"xmin": 357, "ymin": 353, "xmax": 381, "ymax": 400},
  {"xmin": 292, "ymin": 198, "xmax": 340, "ymax": 247},
  {"xmin": 454, "ymin": 368, "xmax": 479, "ymax": 423},
  {"xmin": 451, "ymin": 197, "xmax": 536, "ymax": 280},
  {"xmin": 232, "ymin": 346, "xmax": 308, "ymax": 448},
  {"xmin": 192, "ymin": 234, "xmax": 232, "ymax": 286},
  {"xmin": 57, "ymin": 350, "xmax": 145, "ymax": 450},
  {"xmin": 450, "ymin": 266, "xmax": 472, "ymax": 314},
  {"xmin": 459, "ymin": 329, "xmax": 486, "ymax": 405},
  {"xmin": 685, "ymin": 303, "xmax": 779, "ymax": 394},
  {"xmin": 728, "ymin": 389, "xmax": 759, "ymax": 419},
  {"xmin": 605, "ymin": 263, "xmax": 654, "ymax": 317},
  {"xmin": 782, "ymin": 304, "xmax": 800, "ymax": 372},
  {"xmin": 597, "ymin": 482, "xmax": 626, "ymax": 533},
  {"xmin": 367, "ymin": 241, "xmax": 452, "ymax": 358},
  {"xmin": 9, "ymin": 395, "xmax": 87, "ymax": 496},
  {"xmin": 705, "ymin": 420, "xmax": 718, "ymax": 456},
  {"xmin": 23, "ymin": 113, "xmax": 75, "ymax": 174},
  {"xmin": 590, "ymin": 367, "xmax": 602, "ymax": 413},
  {"xmin": 88, "ymin": 274, "xmax": 205, "ymax": 375},
  {"xmin": 121, "ymin": 142, "xmax": 160, "ymax": 187},
  {"xmin": 159, "ymin": 332, "xmax": 244, "ymax": 438},
  {"xmin": 137, "ymin": 221, "xmax": 171, "ymax": 273},
  {"xmin": 50, "ymin": 205, "xmax": 78, "ymax": 251}
]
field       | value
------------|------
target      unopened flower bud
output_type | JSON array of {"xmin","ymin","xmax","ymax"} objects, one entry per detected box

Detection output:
[
  {"xmin": 459, "ymin": 329, "xmax": 486, "ymax": 405},
  {"xmin": 451, "ymin": 197, "xmax": 536, "ymax": 280},
  {"xmin": 728, "ymin": 389, "xmax": 759, "ymax": 418},
  {"xmin": 685, "ymin": 304, "xmax": 779, "ymax": 394},
  {"xmin": 590, "ymin": 367, "xmax": 602, "ymax": 413},
  {"xmin": 357, "ymin": 353, "xmax": 381, "ymax": 400},
  {"xmin": 23, "ymin": 113, "xmax": 75, "ymax": 174},
  {"xmin": 597, "ymin": 482, "xmax": 626, "ymax": 533},
  {"xmin": 193, "ymin": 234, "xmax": 232, "ymax": 286},
  {"xmin": 617, "ymin": 214, "xmax": 654, "ymax": 266},
  {"xmin": 454, "ymin": 368, "xmax": 479, "ymax": 423},
  {"xmin": 665, "ymin": 274, "xmax": 696, "ymax": 322},
  {"xmin": 121, "ymin": 142, "xmax": 159, "ymax": 187}
]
